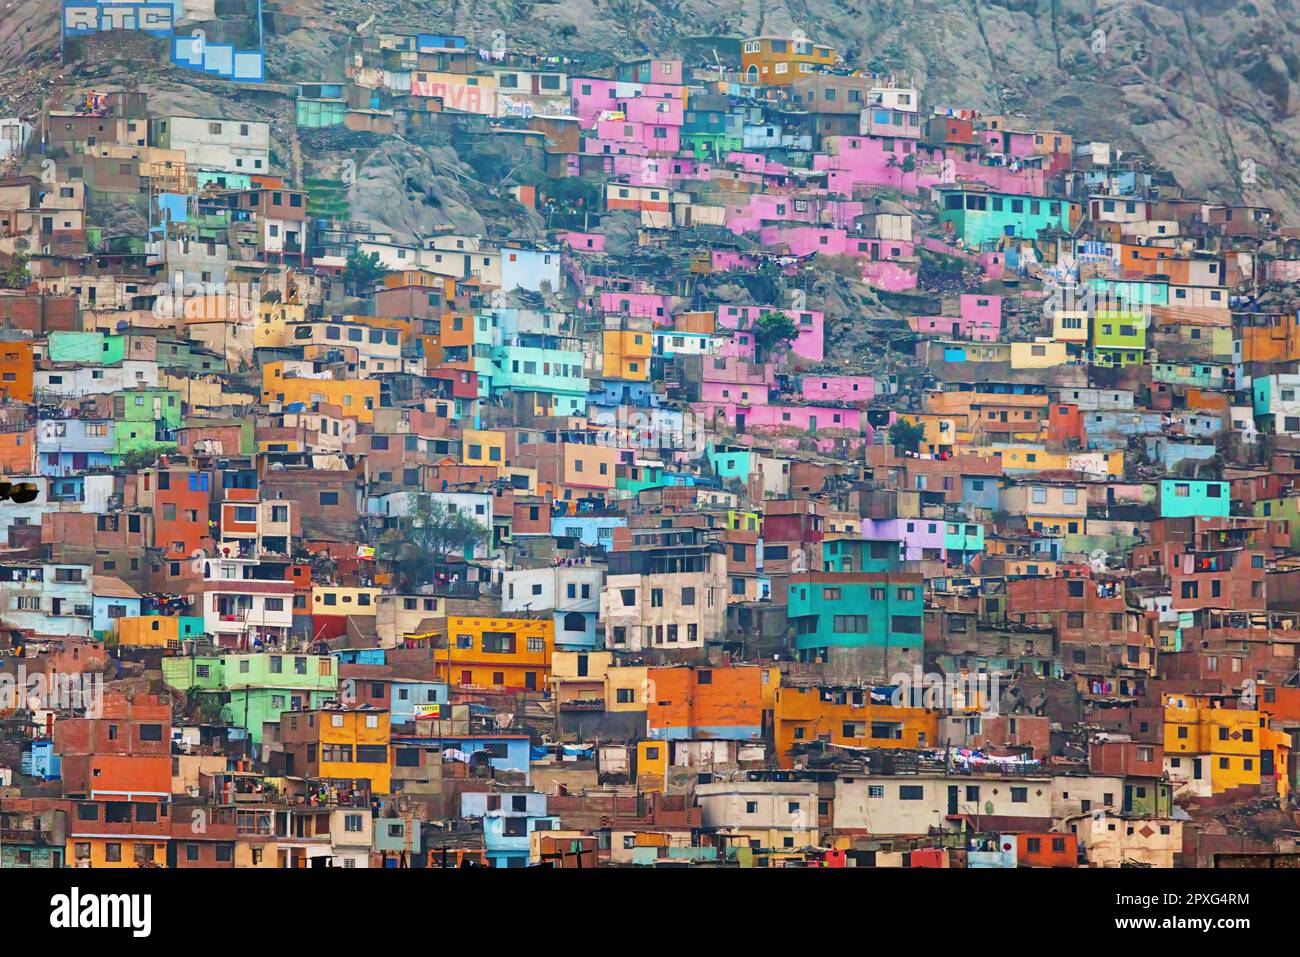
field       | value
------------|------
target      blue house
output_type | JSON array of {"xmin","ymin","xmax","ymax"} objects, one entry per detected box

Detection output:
[
  {"xmin": 393, "ymin": 734, "xmax": 532, "ymax": 783},
  {"xmin": 462, "ymin": 791, "xmax": 555, "ymax": 868},
  {"xmin": 390, "ymin": 680, "xmax": 449, "ymax": 725},
  {"xmin": 92, "ymin": 575, "xmax": 142, "ymax": 638},
  {"xmin": 20, "ymin": 739, "xmax": 60, "ymax": 780},
  {"xmin": 550, "ymin": 515, "xmax": 627, "ymax": 550}
]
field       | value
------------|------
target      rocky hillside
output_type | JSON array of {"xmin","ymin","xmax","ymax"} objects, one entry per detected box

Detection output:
[{"xmin": 3, "ymin": 0, "xmax": 1299, "ymax": 220}]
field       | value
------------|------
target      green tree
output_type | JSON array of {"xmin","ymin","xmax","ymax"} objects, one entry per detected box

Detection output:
[
  {"xmin": 0, "ymin": 253, "xmax": 30, "ymax": 289},
  {"xmin": 344, "ymin": 247, "xmax": 388, "ymax": 295},
  {"xmin": 381, "ymin": 498, "xmax": 488, "ymax": 589},
  {"xmin": 889, "ymin": 418, "xmax": 926, "ymax": 454},
  {"xmin": 753, "ymin": 310, "xmax": 799, "ymax": 362}
]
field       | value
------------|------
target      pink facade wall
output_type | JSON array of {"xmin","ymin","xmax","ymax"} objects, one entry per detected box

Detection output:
[
  {"xmin": 699, "ymin": 380, "xmax": 772, "ymax": 404},
  {"xmin": 591, "ymin": 119, "xmax": 682, "ymax": 155},
  {"xmin": 561, "ymin": 232, "xmax": 605, "ymax": 252},
  {"xmin": 980, "ymin": 251, "xmax": 1006, "ymax": 280},
  {"xmin": 692, "ymin": 402, "xmax": 863, "ymax": 433},
  {"xmin": 717, "ymin": 305, "xmax": 824, "ymax": 362},
  {"xmin": 599, "ymin": 291, "xmax": 673, "ymax": 322},
  {"xmin": 801, "ymin": 375, "xmax": 876, "ymax": 404},
  {"xmin": 701, "ymin": 356, "xmax": 775, "ymax": 386},
  {"xmin": 814, "ymin": 136, "xmax": 1045, "ymax": 197},
  {"xmin": 604, "ymin": 154, "xmax": 697, "ymax": 186},
  {"xmin": 909, "ymin": 294, "xmax": 1002, "ymax": 340},
  {"xmin": 570, "ymin": 78, "xmax": 683, "ymax": 125},
  {"xmin": 861, "ymin": 260, "xmax": 919, "ymax": 290}
]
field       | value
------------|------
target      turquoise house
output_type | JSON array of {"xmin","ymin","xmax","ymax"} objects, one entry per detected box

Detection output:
[
  {"xmin": 1157, "ymin": 480, "xmax": 1230, "ymax": 519},
  {"xmin": 787, "ymin": 574, "xmax": 924, "ymax": 661},
  {"xmin": 938, "ymin": 188, "xmax": 1072, "ymax": 248}
]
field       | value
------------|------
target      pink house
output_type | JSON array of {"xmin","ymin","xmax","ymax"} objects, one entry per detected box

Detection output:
[
  {"xmin": 618, "ymin": 95, "xmax": 684, "ymax": 127},
  {"xmin": 860, "ymin": 107, "xmax": 924, "ymax": 139},
  {"xmin": 979, "ymin": 129, "xmax": 1038, "ymax": 158},
  {"xmin": 569, "ymin": 77, "xmax": 682, "ymax": 126},
  {"xmin": 909, "ymin": 294, "xmax": 1003, "ymax": 340},
  {"xmin": 717, "ymin": 305, "xmax": 824, "ymax": 362},
  {"xmin": 980, "ymin": 250, "xmax": 1006, "ymax": 280},
  {"xmin": 814, "ymin": 136, "xmax": 1046, "ymax": 198},
  {"xmin": 759, "ymin": 225, "xmax": 848, "ymax": 257},
  {"xmin": 693, "ymin": 401, "xmax": 863, "ymax": 434},
  {"xmin": 560, "ymin": 232, "xmax": 605, "ymax": 252},
  {"xmin": 702, "ymin": 356, "xmax": 775, "ymax": 387},
  {"xmin": 700, "ymin": 380, "xmax": 772, "ymax": 405},
  {"xmin": 590, "ymin": 117, "xmax": 682, "ymax": 155},
  {"xmin": 598, "ymin": 290, "xmax": 675, "ymax": 323},
  {"xmin": 801, "ymin": 374, "xmax": 877, "ymax": 404},
  {"xmin": 711, "ymin": 251, "xmax": 758, "ymax": 271},
  {"xmin": 725, "ymin": 151, "xmax": 790, "ymax": 176},
  {"xmin": 605, "ymin": 154, "xmax": 698, "ymax": 186}
]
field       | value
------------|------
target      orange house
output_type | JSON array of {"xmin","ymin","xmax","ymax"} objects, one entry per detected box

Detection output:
[
  {"xmin": 772, "ymin": 685, "xmax": 938, "ymax": 769},
  {"xmin": 0, "ymin": 427, "xmax": 34, "ymax": 474},
  {"xmin": 645, "ymin": 665, "xmax": 778, "ymax": 740},
  {"xmin": 1239, "ymin": 314, "xmax": 1300, "ymax": 365},
  {"xmin": 740, "ymin": 35, "xmax": 837, "ymax": 86},
  {"xmin": 53, "ymin": 691, "xmax": 172, "ymax": 800},
  {"xmin": 0, "ymin": 340, "xmax": 34, "ymax": 402},
  {"xmin": 1017, "ymin": 832, "xmax": 1078, "ymax": 867},
  {"xmin": 140, "ymin": 465, "xmax": 212, "ymax": 560}
]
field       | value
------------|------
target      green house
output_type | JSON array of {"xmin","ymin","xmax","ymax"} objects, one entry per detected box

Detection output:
[
  {"xmin": 112, "ymin": 388, "xmax": 182, "ymax": 458},
  {"xmin": 162, "ymin": 652, "xmax": 340, "ymax": 744},
  {"xmin": 1255, "ymin": 497, "xmax": 1300, "ymax": 550},
  {"xmin": 1092, "ymin": 310, "xmax": 1147, "ymax": 368},
  {"xmin": 46, "ymin": 331, "xmax": 125, "ymax": 365}
]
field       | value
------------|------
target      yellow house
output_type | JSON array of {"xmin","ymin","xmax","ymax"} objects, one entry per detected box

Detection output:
[
  {"xmin": 1051, "ymin": 309, "xmax": 1089, "ymax": 343},
  {"xmin": 1009, "ymin": 338, "xmax": 1071, "ymax": 368},
  {"xmin": 283, "ymin": 708, "xmax": 392, "ymax": 794},
  {"xmin": 431, "ymin": 615, "xmax": 553, "ymax": 692},
  {"xmin": 637, "ymin": 739, "xmax": 669, "ymax": 792},
  {"xmin": 966, "ymin": 444, "xmax": 1124, "ymax": 477},
  {"xmin": 114, "ymin": 615, "xmax": 182, "ymax": 649},
  {"xmin": 66, "ymin": 836, "xmax": 168, "ymax": 869},
  {"xmin": 551, "ymin": 650, "xmax": 612, "ymax": 711},
  {"xmin": 602, "ymin": 329, "xmax": 652, "ymax": 381},
  {"xmin": 740, "ymin": 35, "xmax": 837, "ymax": 86},
  {"xmin": 255, "ymin": 297, "xmax": 307, "ymax": 349},
  {"xmin": 261, "ymin": 362, "xmax": 381, "ymax": 424},
  {"xmin": 607, "ymin": 665, "xmax": 649, "ymax": 713},
  {"xmin": 1163, "ymin": 693, "xmax": 1289, "ymax": 799},
  {"xmin": 460, "ymin": 429, "xmax": 506, "ymax": 468},
  {"xmin": 311, "ymin": 586, "xmax": 381, "ymax": 617},
  {"xmin": 772, "ymin": 685, "xmax": 938, "ymax": 769},
  {"xmin": 896, "ymin": 413, "xmax": 955, "ymax": 455}
]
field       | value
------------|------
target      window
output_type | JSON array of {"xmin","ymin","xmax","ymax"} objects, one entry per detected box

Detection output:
[{"xmin": 898, "ymin": 785, "xmax": 924, "ymax": 800}]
